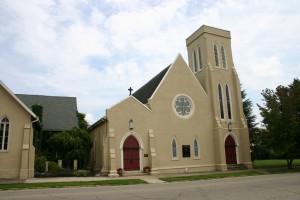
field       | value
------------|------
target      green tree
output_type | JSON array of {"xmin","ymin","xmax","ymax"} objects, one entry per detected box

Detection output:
[
  {"xmin": 77, "ymin": 112, "xmax": 89, "ymax": 130},
  {"xmin": 32, "ymin": 104, "xmax": 43, "ymax": 154},
  {"xmin": 241, "ymin": 89, "xmax": 259, "ymax": 160},
  {"xmin": 48, "ymin": 127, "xmax": 92, "ymax": 169},
  {"xmin": 258, "ymin": 79, "xmax": 300, "ymax": 169}
]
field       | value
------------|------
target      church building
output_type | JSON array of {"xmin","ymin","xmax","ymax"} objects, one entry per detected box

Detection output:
[{"xmin": 89, "ymin": 25, "xmax": 252, "ymax": 176}]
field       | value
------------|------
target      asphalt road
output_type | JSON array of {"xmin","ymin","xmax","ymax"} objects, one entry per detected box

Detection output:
[{"xmin": 1, "ymin": 173, "xmax": 300, "ymax": 200}]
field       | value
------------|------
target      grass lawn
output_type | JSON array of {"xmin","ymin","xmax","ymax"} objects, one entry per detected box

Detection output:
[
  {"xmin": 0, "ymin": 179, "xmax": 147, "ymax": 191},
  {"xmin": 253, "ymin": 159, "xmax": 300, "ymax": 169},
  {"xmin": 159, "ymin": 171, "xmax": 263, "ymax": 182}
]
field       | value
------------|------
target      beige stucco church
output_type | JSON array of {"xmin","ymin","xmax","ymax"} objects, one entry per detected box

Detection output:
[
  {"xmin": 0, "ymin": 81, "xmax": 38, "ymax": 179},
  {"xmin": 89, "ymin": 25, "xmax": 252, "ymax": 176}
]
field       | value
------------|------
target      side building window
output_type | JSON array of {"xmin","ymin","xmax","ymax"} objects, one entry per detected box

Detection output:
[
  {"xmin": 193, "ymin": 50, "xmax": 198, "ymax": 72},
  {"xmin": 198, "ymin": 47, "xmax": 203, "ymax": 70},
  {"xmin": 218, "ymin": 84, "xmax": 225, "ymax": 119},
  {"xmin": 172, "ymin": 138, "xmax": 178, "ymax": 159},
  {"xmin": 194, "ymin": 138, "xmax": 200, "ymax": 158},
  {"xmin": 221, "ymin": 46, "xmax": 227, "ymax": 69},
  {"xmin": 226, "ymin": 84, "xmax": 232, "ymax": 120},
  {"xmin": 214, "ymin": 44, "xmax": 219, "ymax": 67},
  {"xmin": 0, "ymin": 117, "xmax": 9, "ymax": 150}
]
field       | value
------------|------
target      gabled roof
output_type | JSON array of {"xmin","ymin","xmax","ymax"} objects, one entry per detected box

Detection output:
[
  {"xmin": 133, "ymin": 65, "xmax": 170, "ymax": 104},
  {"xmin": 0, "ymin": 80, "xmax": 37, "ymax": 119},
  {"xmin": 16, "ymin": 94, "xmax": 78, "ymax": 132}
]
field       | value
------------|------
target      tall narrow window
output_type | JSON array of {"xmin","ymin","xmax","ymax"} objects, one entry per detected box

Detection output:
[
  {"xmin": 214, "ymin": 44, "xmax": 219, "ymax": 67},
  {"xmin": 194, "ymin": 138, "xmax": 199, "ymax": 158},
  {"xmin": 226, "ymin": 84, "xmax": 232, "ymax": 120},
  {"xmin": 218, "ymin": 84, "xmax": 225, "ymax": 119},
  {"xmin": 172, "ymin": 139, "xmax": 177, "ymax": 159},
  {"xmin": 0, "ymin": 117, "xmax": 9, "ymax": 150},
  {"xmin": 221, "ymin": 46, "xmax": 227, "ymax": 68},
  {"xmin": 193, "ymin": 50, "xmax": 198, "ymax": 72},
  {"xmin": 198, "ymin": 47, "xmax": 203, "ymax": 70}
]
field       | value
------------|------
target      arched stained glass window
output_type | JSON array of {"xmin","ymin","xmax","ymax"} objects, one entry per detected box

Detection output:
[
  {"xmin": 198, "ymin": 47, "xmax": 202, "ymax": 70},
  {"xmin": 194, "ymin": 138, "xmax": 199, "ymax": 158},
  {"xmin": 218, "ymin": 84, "xmax": 225, "ymax": 119},
  {"xmin": 172, "ymin": 139, "xmax": 177, "ymax": 159},
  {"xmin": 214, "ymin": 44, "xmax": 219, "ymax": 67},
  {"xmin": 221, "ymin": 46, "xmax": 227, "ymax": 68},
  {"xmin": 226, "ymin": 84, "xmax": 232, "ymax": 120},
  {"xmin": 0, "ymin": 117, "xmax": 9, "ymax": 150}
]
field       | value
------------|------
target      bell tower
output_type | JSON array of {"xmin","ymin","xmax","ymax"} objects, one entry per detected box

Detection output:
[{"xmin": 186, "ymin": 25, "xmax": 252, "ymax": 170}]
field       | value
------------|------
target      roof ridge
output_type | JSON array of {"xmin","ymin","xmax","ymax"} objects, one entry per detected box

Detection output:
[
  {"xmin": 16, "ymin": 94, "xmax": 76, "ymax": 98},
  {"xmin": 132, "ymin": 65, "xmax": 170, "ymax": 104}
]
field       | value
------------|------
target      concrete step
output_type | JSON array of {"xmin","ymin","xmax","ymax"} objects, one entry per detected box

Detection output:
[
  {"xmin": 228, "ymin": 164, "xmax": 248, "ymax": 170},
  {"xmin": 122, "ymin": 171, "xmax": 147, "ymax": 176}
]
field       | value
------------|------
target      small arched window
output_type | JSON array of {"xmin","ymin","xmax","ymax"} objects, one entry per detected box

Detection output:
[
  {"xmin": 193, "ymin": 50, "xmax": 198, "ymax": 72},
  {"xmin": 221, "ymin": 46, "xmax": 227, "ymax": 68},
  {"xmin": 194, "ymin": 138, "xmax": 199, "ymax": 158},
  {"xmin": 172, "ymin": 138, "xmax": 178, "ymax": 159},
  {"xmin": 198, "ymin": 47, "xmax": 203, "ymax": 70},
  {"xmin": 214, "ymin": 44, "xmax": 219, "ymax": 67},
  {"xmin": 0, "ymin": 117, "xmax": 9, "ymax": 150},
  {"xmin": 226, "ymin": 84, "xmax": 232, "ymax": 120},
  {"xmin": 218, "ymin": 84, "xmax": 225, "ymax": 119}
]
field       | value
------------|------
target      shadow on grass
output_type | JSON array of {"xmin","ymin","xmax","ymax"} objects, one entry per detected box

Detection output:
[
  {"xmin": 159, "ymin": 171, "xmax": 264, "ymax": 182},
  {"xmin": 0, "ymin": 179, "xmax": 147, "ymax": 191}
]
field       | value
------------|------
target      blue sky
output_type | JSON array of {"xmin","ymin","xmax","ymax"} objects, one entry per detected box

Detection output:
[{"xmin": 1, "ymin": 0, "xmax": 299, "ymax": 124}]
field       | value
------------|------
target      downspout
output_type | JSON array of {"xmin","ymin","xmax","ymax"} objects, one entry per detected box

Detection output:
[{"xmin": 28, "ymin": 117, "xmax": 39, "ymax": 178}]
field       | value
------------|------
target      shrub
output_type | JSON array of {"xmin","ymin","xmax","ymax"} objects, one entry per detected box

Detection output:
[
  {"xmin": 58, "ymin": 168, "xmax": 73, "ymax": 177},
  {"xmin": 117, "ymin": 168, "xmax": 123, "ymax": 175},
  {"xmin": 35, "ymin": 155, "xmax": 47, "ymax": 173},
  {"xmin": 143, "ymin": 166, "xmax": 151, "ymax": 173},
  {"xmin": 48, "ymin": 161, "xmax": 61, "ymax": 176},
  {"xmin": 74, "ymin": 170, "xmax": 91, "ymax": 177}
]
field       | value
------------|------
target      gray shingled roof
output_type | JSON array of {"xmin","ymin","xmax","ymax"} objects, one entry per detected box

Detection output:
[
  {"xmin": 133, "ymin": 65, "xmax": 170, "ymax": 104},
  {"xmin": 16, "ymin": 94, "xmax": 78, "ymax": 131}
]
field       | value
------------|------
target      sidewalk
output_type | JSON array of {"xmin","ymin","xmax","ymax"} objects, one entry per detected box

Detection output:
[
  {"xmin": 0, "ymin": 174, "xmax": 166, "ymax": 184},
  {"xmin": 0, "ymin": 169, "xmax": 265, "ymax": 185}
]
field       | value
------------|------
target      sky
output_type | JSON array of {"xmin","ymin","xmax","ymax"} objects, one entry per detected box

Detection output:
[{"xmin": 0, "ymin": 0, "xmax": 299, "ymax": 125}]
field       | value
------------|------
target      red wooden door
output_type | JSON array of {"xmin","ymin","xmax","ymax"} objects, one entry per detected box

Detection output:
[
  {"xmin": 123, "ymin": 135, "xmax": 140, "ymax": 171},
  {"xmin": 225, "ymin": 135, "xmax": 237, "ymax": 164}
]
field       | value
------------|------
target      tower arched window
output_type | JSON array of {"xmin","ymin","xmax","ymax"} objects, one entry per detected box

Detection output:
[
  {"xmin": 198, "ymin": 47, "xmax": 203, "ymax": 70},
  {"xmin": 221, "ymin": 46, "xmax": 227, "ymax": 69},
  {"xmin": 226, "ymin": 84, "xmax": 232, "ymax": 120},
  {"xmin": 218, "ymin": 84, "xmax": 225, "ymax": 119},
  {"xmin": 0, "ymin": 117, "xmax": 9, "ymax": 150},
  {"xmin": 194, "ymin": 138, "xmax": 200, "ymax": 158},
  {"xmin": 172, "ymin": 138, "xmax": 178, "ymax": 159},
  {"xmin": 193, "ymin": 50, "xmax": 198, "ymax": 72},
  {"xmin": 214, "ymin": 44, "xmax": 219, "ymax": 67}
]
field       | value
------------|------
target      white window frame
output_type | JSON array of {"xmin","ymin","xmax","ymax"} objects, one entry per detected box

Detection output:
[{"xmin": 0, "ymin": 117, "xmax": 10, "ymax": 151}]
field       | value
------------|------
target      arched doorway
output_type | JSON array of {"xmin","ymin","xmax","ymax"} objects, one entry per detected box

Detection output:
[
  {"xmin": 123, "ymin": 135, "xmax": 140, "ymax": 171},
  {"xmin": 225, "ymin": 135, "xmax": 237, "ymax": 164}
]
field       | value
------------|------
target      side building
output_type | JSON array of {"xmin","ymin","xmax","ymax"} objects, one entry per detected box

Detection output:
[
  {"xmin": 0, "ymin": 81, "xmax": 38, "ymax": 179},
  {"xmin": 16, "ymin": 94, "xmax": 78, "ymax": 156}
]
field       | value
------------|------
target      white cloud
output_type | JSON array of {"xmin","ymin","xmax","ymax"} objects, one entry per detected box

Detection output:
[{"xmin": 0, "ymin": 0, "xmax": 300, "ymax": 125}]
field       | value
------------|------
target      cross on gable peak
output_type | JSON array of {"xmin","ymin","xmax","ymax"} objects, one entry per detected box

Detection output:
[{"xmin": 128, "ymin": 87, "xmax": 133, "ymax": 96}]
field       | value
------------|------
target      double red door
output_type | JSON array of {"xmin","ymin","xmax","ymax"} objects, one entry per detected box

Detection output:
[
  {"xmin": 225, "ymin": 135, "xmax": 237, "ymax": 164},
  {"xmin": 123, "ymin": 135, "xmax": 140, "ymax": 171}
]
